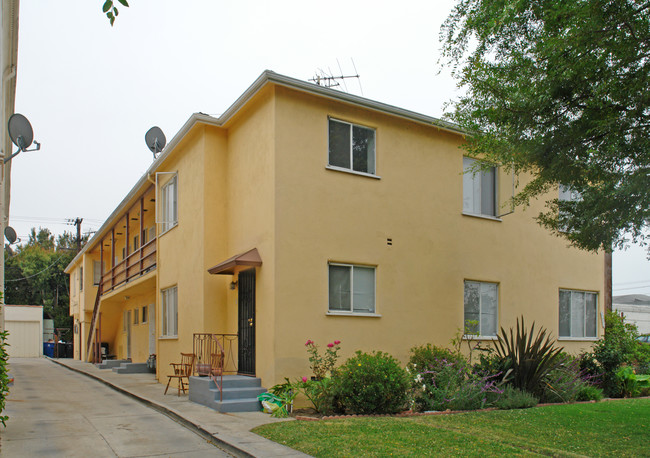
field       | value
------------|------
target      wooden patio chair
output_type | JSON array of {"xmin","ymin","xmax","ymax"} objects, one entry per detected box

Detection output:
[
  {"xmin": 210, "ymin": 351, "xmax": 225, "ymax": 376},
  {"xmin": 164, "ymin": 353, "xmax": 195, "ymax": 396}
]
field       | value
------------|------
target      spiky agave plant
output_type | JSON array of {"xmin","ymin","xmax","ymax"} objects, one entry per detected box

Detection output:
[{"xmin": 494, "ymin": 316, "xmax": 564, "ymax": 396}]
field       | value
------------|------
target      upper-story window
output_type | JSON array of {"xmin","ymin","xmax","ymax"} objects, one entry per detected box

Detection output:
[
  {"xmin": 463, "ymin": 157, "xmax": 496, "ymax": 217},
  {"xmin": 79, "ymin": 267, "xmax": 83, "ymax": 292},
  {"xmin": 161, "ymin": 175, "xmax": 178, "ymax": 233},
  {"xmin": 328, "ymin": 118, "xmax": 376, "ymax": 175},
  {"xmin": 93, "ymin": 261, "xmax": 102, "ymax": 286}
]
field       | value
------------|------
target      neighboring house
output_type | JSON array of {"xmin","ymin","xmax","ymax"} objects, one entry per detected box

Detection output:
[
  {"xmin": 65, "ymin": 71, "xmax": 605, "ymax": 389},
  {"xmin": 5, "ymin": 305, "xmax": 43, "ymax": 357},
  {"xmin": 613, "ymin": 294, "xmax": 650, "ymax": 334}
]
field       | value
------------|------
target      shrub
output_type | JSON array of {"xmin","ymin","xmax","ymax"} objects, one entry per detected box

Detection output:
[
  {"xmin": 304, "ymin": 339, "xmax": 341, "ymax": 380},
  {"xmin": 414, "ymin": 358, "xmax": 503, "ymax": 411},
  {"xmin": 407, "ymin": 344, "xmax": 466, "ymax": 375},
  {"xmin": 494, "ymin": 316, "xmax": 564, "ymax": 396},
  {"xmin": 494, "ymin": 386, "xmax": 538, "ymax": 410},
  {"xmin": 594, "ymin": 312, "xmax": 639, "ymax": 397},
  {"xmin": 297, "ymin": 377, "xmax": 335, "ymax": 414},
  {"xmin": 540, "ymin": 356, "xmax": 602, "ymax": 404},
  {"xmin": 576, "ymin": 384, "xmax": 604, "ymax": 402},
  {"xmin": 331, "ymin": 351, "xmax": 410, "ymax": 415},
  {"xmin": 0, "ymin": 330, "xmax": 9, "ymax": 426}
]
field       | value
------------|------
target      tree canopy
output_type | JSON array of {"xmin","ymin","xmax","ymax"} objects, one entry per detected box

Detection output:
[
  {"xmin": 441, "ymin": 0, "xmax": 650, "ymax": 252},
  {"xmin": 5, "ymin": 228, "xmax": 87, "ymax": 340}
]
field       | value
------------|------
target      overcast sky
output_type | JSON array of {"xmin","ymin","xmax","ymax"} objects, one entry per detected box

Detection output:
[{"xmin": 9, "ymin": 0, "xmax": 649, "ymax": 295}]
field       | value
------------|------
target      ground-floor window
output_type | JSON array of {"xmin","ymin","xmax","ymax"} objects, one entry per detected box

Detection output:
[
  {"xmin": 161, "ymin": 286, "xmax": 178, "ymax": 337},
  {"xmin": 559, "ymin": 289, "xmax": 597, "ymax": 338},
  {"xmin": 328, "ymin": 263, "xmax": 376, "ymax": 314},
  {"xmin": 464, "ymin": 280, "xmax": 498, "ymax": 337}
]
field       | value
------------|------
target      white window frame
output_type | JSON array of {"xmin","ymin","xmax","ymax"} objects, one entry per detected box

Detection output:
[
  {"xmin": 327, "ymin": 118, "xmax": 377, "ymax": 177},
  {"xmin": 142, "ymin": 305, "xmax": 148, "ymax": 324},
  {"xmin": 559, "ymin": 289, "xmax": 598, "ymax": 339},
  {"xmin": 161, "ymin": 286, "xmax": 178, "ymax": 338},
  {"xmin": 158, "ymin": 173, "xmax": 178, "ymax": 234},
  {"xmin": 463, "ymin": 280, "xmax": 499, "ymax": 339},
  {"xmin": 328, "ymin": 263, "xmax": 377, "ymax": 315},
  {"xmin": 558, "ymin": 185, "xmax": 582, "ymax": 233},
  {"xmin": 463, "ymin": 157, "xmax": 498, "ymax": 218},
  {"xmin": 93, "ymin": 260, "xmax": 102, "ymax": 286}
]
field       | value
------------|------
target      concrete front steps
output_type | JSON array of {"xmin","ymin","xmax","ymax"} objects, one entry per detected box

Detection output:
[
  {"xmin": 95, "ymin": 359, "xmax": 130, "ymax": 370},
  {"xmin": 111, "ymin": 362, "xmax": 153, "ymax": 374},
  {"xmin": 189, "ymin": 375, "xmax": 266, "ymax": 412}
]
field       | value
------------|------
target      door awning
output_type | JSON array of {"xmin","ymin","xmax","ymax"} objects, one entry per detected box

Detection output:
[{"xmin": 207, "ymin": 248, "xmax": 262, "ymax": 275}]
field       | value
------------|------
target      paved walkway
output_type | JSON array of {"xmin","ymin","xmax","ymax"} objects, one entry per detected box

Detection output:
[{"xmin": 2, "ymin": 358, "xmax": 308, "ymax": 457}]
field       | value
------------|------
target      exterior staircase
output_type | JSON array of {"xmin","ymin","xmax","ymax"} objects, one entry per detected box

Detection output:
[{"xmin": 189, "ymin": 375, "xmax": 266, "ymax": 412}]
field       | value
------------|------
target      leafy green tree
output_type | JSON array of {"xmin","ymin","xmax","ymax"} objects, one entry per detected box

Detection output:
[
  {"xmin": 5, "ymin": 228, "xmax": 87, "ymax": 341},
  {"xmin": 441, "ymin": 0, "xmax": 650, "ymax": 253}
]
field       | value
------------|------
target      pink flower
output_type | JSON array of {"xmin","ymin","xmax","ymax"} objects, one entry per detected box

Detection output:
[
  {"xmin": 334, "ymin": 340, "xmax": 341, "ymax": 345},
  {"xmin": 305, "ymin": 339, "xmax": 313, "ymax": 346},
  {"xmin": 302, "ymin": 376, "xmax": 308, "ymax": 382},
  {"xmin": 327, "ymin": 343, "xmax": 334, "ymax": 348}
]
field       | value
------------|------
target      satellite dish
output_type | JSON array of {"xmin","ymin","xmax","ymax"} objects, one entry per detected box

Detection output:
[
  {"xmin": 4, "ymin": 226, "xmax": 17, "ymax": 244},
  {"xmin": 8, "ymin": 113, "xmax": 34, "ymax": 151},
  {"xmin": 145, "ymin": 126, "xmax": 166, "ymax": 158}
]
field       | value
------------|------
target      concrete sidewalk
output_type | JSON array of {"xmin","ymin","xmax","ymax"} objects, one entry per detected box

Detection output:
[{"xmin": 49, "ymin": 358, "xmax": 308, "ymax": 458}]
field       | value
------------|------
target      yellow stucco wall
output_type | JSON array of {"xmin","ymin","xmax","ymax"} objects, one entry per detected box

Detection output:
[
  {"xmin": 68, "ymin": 80, "xmax": 604, "ymax": 392},
  {"xmin": 269, "ymin": 85, "xmax": 604, "ymax": 384}
]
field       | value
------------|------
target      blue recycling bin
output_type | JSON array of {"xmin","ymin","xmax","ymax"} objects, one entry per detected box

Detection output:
[{"xmin": 43, "ymin": 342, "xmax": 54, "ymax": 357}]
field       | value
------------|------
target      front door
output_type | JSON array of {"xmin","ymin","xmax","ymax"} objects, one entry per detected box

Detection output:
[
  {"xmin": 148, "ymin": 304, "xmax": 156, "ymax": 356},
  {"xmin": 127, "ymin": 310, "xmax": 132, "ymax": 360},
  {"xmin": 237, "ymin": 269, "xmax": 256, "ymax": 375}
]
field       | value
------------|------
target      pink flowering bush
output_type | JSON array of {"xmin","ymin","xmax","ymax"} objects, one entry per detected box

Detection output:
[{"xmin": 305, "ymin": 339, "xmax": 341, "ymax": 380}]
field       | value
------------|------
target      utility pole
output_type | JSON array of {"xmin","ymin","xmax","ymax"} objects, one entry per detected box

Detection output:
[{"xmin": 73, "ymin": 217, "xmax": 83, "ymax": 252}]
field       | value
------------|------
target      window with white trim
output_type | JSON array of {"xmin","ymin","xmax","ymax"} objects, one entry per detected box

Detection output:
[
  {"xmin": 328, "ymin": 118, "xmax": 376, "ymax": 175},
  {"xmin": 93, "ymin": 260, "xmax": 102, "ymax": 286},
  {"xmin": 161, "ymin": 175, "xmax": 178, "ymax": 233},
  {"xmin": 464, "ymin": 281, "xmax": 498, "ymax": 337},
  {"xmin": 79, "ymin": 267, "xmax": 83, "ymax": 292},
  {"xmin": 559, "ymin": 289, "xmax": 597, "ymax": 338},
  {"xmin": 463, "ymin": 157, "xmax": 496, "ymax": 217},
  {"xmin": 142, "ymin": 305, "xmax": 148, "ymax": 324},
  {"xmin": 328, "ymin": 263, "xmax": 376, "ymax": 313},
  {"xmin": 161, "ymin": 286, "xmax": 178, "ymax": 337},
  {"xmin": 558, "ymin": 185, "xmax": 582, "ymax": 232}
]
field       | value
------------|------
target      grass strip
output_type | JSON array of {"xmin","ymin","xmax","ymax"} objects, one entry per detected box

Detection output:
[{"xmin": 253, "ymin": 398, "xmax": 650, "ymax": 457}]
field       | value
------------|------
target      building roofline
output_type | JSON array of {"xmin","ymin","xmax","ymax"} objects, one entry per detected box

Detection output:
[{"xmin": 65, "ymin": 70, "xmax": 464, "ymax": 271}]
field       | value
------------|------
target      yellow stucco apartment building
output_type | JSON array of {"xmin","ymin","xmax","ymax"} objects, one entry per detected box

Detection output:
[{"xmin": 66, "ymin": 70, "xmax": 604, "ymax": 389}]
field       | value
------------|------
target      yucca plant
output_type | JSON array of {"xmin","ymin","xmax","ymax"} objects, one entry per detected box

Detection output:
[{"xmin": 494, "ymin": 316, "xmax": 564, "ymax": 396}]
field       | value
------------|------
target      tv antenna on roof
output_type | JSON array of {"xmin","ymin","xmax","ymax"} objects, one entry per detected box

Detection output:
[
  {"xmin": 145, "ymin": 126, "xmax": 166, "ymax": 159},
  {"xmin": 5, "ymin": 113, "xmax": 41, "ymax": 163},
  {"xmin": 310, "ymin": 58, "xmax": 363, "ymax": 95}
]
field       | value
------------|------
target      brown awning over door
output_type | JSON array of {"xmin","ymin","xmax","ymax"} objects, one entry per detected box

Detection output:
[{"xmin": 207, "ymin": 248, "xmax": 262, "ymax": 275}]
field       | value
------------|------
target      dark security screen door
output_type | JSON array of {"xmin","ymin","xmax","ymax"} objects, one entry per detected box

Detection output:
[{"xmin": 238, "ymin": 269, "xmax": 256, "ymax": 375}]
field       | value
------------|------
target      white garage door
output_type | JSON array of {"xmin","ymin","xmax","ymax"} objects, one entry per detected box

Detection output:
[{"xmin": 6, "ymin": 321, "xmax": 41, "ymax": 357}]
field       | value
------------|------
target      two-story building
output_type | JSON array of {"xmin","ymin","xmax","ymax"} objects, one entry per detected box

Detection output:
[{"xmin": 66, "ymin": 70, "xmax": 604, "ymax": 389}]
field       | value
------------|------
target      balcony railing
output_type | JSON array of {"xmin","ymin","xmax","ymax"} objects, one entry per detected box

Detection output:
[{"xmin": 101, "ymin": 238, "xmax": 157, "ymax": 294}]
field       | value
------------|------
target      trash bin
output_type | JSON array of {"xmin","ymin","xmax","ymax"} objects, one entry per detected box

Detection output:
[{"xmin": 43, "ymin": 342, "xmax": 54, "ymax": 357}]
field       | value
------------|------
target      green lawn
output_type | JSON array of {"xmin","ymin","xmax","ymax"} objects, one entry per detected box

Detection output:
[{"xmin": 253, "ymin": 398, "xmax": 650, "ymax": 457}]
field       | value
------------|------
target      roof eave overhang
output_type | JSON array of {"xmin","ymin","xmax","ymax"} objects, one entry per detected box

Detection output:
[{"xmin": 208, "ymin": 248, "xmax": 262, "ymax": 275}]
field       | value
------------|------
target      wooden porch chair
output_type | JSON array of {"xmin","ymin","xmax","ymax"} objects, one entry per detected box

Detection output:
[
  {"xmin": 164, "ymin": 353, "xmax": 195, "ymax": 396},
  {"xmin": 210, "ymin": 351, "xmax": 225, "ymax": 376}
]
